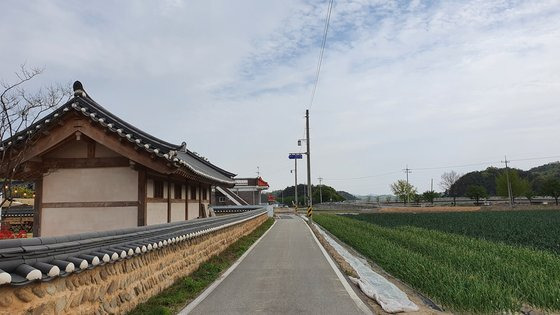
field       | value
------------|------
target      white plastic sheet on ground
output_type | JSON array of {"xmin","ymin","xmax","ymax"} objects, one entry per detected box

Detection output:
[{"xmin": 315, "ymin": 225, "xmax": 419, "ymax": 313}]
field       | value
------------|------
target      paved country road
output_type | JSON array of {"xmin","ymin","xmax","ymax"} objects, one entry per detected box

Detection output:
[{"xmin": 183, "ymin": 214, "xmax": 371, "ymax": 315}]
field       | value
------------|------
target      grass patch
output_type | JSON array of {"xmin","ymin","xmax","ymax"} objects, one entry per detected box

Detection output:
[
  {"xmin": 128, "ymin": 217, "xmax": 274, "ymax": 315},
  {"xmin": 315, "ymin": 213, "xmax": 560, "ymax": 313},
  {"xmin": 349, "ymin": 210, "xmax": 560, "ymax": 254}
]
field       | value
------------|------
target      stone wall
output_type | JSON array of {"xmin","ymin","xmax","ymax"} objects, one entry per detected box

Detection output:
[{"xmin": 0, "ymin": 213, "xmax": 268, "ymax": 315}]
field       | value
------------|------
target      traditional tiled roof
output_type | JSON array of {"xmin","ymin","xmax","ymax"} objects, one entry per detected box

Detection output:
[
  {"xmin": 1, "ymin": 205, "xmax": 34, "ymax": 218},
  {"xmin": 0, "ymin": 81, "xmax": 236, "ymax": 186},
  {"xmin": 0, "ymin": 208, "xmax": 266, "ymax": 286},
  {"xmin": 257, "ymin": 177, "xmax": 270, "ymax": 188}
]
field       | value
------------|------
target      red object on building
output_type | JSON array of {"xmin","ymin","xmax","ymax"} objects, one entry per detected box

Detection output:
[
  {"xmin": 257, "ymin": 177, "xmax": 269, "ymax": 188},
  {"xmin": 267, "ymin": 194, "xmax": 276, "ymax": 202}
]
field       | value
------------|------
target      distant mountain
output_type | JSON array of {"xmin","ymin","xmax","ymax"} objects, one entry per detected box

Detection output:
[
  {"xmin": 449, "ymin": 162, "xmax": 560, "ymax": 196},
  {"xmin": 336, "ymin": 191, "xmax": 358, "ymax": 200}
]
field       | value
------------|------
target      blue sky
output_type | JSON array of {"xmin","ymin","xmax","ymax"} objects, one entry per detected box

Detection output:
[{"xmin": 1, "ymin": 0, "xmax": 560, "ymax": 195}]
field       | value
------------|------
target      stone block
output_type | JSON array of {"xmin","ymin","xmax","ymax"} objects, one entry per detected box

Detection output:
[
  {"xmin": 100, "ymin": 268, "xmax": 109, "ymax": 281},
  {"xmin": 55, "ymin": 297, "xmax": 66, "ymax": 313},
  {"xmin": 0, "ymin": 295, "xmax": 13, "ymax": 308},
  {"xmin": 107, "ymin": 280, "xmax": 118, "ymax": 295},
  {"xmin": 15, "ymin": 288, "xmax": 33, "ymax": 303},
  {"xmin": 31, "ymin": 286, "xmax": 46, "ymax": 298},
  {"xmin": 32, "ymin": 302, "xmax": 54, "ymax": 315}
]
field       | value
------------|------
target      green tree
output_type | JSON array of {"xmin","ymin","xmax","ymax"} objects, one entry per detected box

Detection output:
[
  {"xmin": 496, "ymin": 170, "xmax": 530, "ymax": 202},
  {"xmin": 11, "ymin": 186, "xmax": 34, "ymax": 198},
  {"xmin": 541, "ymin": 177, "xmax": 560, "ymax": 205},
  {"xmin": 390, "ymin": 180, "xmax": 417, "ymax": 204},
  {"xmin": 466, "ymin": 185, "xmax": 488, "ymax": 205},
  {"xmin": 422, "ymin": 190, "xmax": 440, "ymax": 205},
  {"xmin": 413, "ymin": 193, "xmax": 422, "ymax": 204},
  {"xmin": 524, "ymin": 188, "xmax": 535, "ymax": 204}
]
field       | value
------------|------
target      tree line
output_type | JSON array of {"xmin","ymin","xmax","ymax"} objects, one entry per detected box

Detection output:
[
  {"xmin": 390, "ymin": 162, "xmax": 560, "ymax": 205},
  {"xmin": 270, "ymin": 184, "xmax": 347, "ymax": 206}
]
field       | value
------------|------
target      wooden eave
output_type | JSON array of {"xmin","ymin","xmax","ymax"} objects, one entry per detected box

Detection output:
[{"xmin": 0, "ymin": 95, "xmax": 236, "ymax": 187}]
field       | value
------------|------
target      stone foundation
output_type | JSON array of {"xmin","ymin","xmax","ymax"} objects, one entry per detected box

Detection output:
[{"xmin": 0, "ymin": 213, "xmax": 268, "ymax": 315}]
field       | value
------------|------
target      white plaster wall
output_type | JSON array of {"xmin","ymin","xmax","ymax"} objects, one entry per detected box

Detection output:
[
  {"xmin": 43, "ymin": 167, "xmax": 138, "ymax": 202},
  {"xmin": 202, "ymin": 202, "xmax": 209, "ymax": 217},
  {"xmin": 147, "ymin": 202, "xmax": 167, "ymax": 225},
  {"xmin": 187, "ymin": 202, "xmax": 199, "ymax": 219},
  {"xmin": 45, "ymin": 140, "xmax": 87, "ymax": 158},
  {"xmin": 171, "ymin": 203, "xmax": 184, "ymax": 222},
  {"xmin": 41, "ymin": 207, "xmax": 137, "ymax": 237}
]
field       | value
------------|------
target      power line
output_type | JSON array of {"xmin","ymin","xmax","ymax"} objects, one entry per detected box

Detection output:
[
  {"xmin": 322, "ymin": 154, "xmax": 560, "ymax": 182},
  {"xmin": 413, "ymin": 161, "xmax": 501, "ymax": 171},
  {"xmin": 510, "ymin": 155, "xmax": 560, "ymax": 162},
  {"xmin": 308, "ymin": 0, "xmax": 334, "ymax": 109}
]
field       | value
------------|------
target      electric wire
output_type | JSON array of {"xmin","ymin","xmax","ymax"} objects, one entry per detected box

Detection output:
[
  {"xmin": 323, "ymin": 154, "xmax": 560, "ymax": 182},
  {"xmin": 308, "ymin": 0, "xmax": 334, "ymax": 109}
]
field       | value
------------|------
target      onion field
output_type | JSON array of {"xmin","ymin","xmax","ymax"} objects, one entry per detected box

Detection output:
[
  {"xmin": 315, "ymin": 212, "xmax": 560, "ymax": 313},
  {"xmin": 350, "ymin": 210, "xmax": 560, "ymax": 254}
]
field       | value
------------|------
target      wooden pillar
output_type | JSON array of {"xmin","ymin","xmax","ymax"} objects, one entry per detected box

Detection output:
[
  {"xmin": 167, "ymin": 180, "xmax": 171, "ymax": 223},
  {"xmin": 33, "ymin": 177, "xmax": 43, "ymax": 237},
  {"xmin": 137, "ymin": 169, "xmax": 146, "ymax": 226},
  {"xmin": 198, "ymin": 183, "xmax": 203, "ymax": 218}
]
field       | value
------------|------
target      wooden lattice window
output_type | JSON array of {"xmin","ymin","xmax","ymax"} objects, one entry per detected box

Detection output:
[
  {"xmin": 174, "ymin": 183, "xmax": 182, "ymax": 199},
  {"xmin": 154, "ymin": 180, "xmax": 164, "ymax": 198},
  {"xmin": 190, "ymin": 186, "xmax": 196, "ymax": 200},
  {"xmin": 202, "ymin": 186, "xmax": 208, "ymax": 200}
]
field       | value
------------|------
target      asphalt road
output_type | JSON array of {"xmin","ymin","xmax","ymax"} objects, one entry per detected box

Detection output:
[{"xmin": 185, "ymin": 214, "xmax": 369, "ymax": 315}]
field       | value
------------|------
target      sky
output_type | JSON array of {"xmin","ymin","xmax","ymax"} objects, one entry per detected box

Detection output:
[{"xmin": 1, "ymin": 0, "xmax": 560, "ymax": 195}]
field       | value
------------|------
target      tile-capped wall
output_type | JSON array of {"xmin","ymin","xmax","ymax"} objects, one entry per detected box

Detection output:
[{"xmin": 0, "ymin": 213, "xmax": 267, "ymax": 315}]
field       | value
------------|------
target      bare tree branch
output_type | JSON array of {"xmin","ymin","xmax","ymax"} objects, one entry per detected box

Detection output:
[{"xmin": 0, "ymin": 65, "xmax": 71, "ymax": 211}]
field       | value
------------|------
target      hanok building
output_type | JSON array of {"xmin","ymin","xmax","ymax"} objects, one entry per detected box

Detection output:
[
  {"xmin": 213, "ymin": 177, "xmax": 269, "ymax": 206},
  {"xmin": 0, "ymin": 81, "xmax": 236, "ymax": 237}
]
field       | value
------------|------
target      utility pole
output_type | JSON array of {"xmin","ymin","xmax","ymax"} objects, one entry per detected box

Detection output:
[
  {"xmin": 502, "ymin": 156, "xmax": 513, "ymax": 208},
  {"xmin": 403, "ymin": 165, "xmax": 412, "ymax": 204},
  {"xmin": 318, "ymin": 177, "xmax": 323, "ymax": 204},
  {"xmin": 305, "ymin": 109, "xmax": 313, "ymax": 223},
  {"xmin": 431, "ymin": 178, "xmax": 433, "ymax": 191},
  {"xmin": 256, "ymin": 166, "xmax": 260, "ymax": 177}
]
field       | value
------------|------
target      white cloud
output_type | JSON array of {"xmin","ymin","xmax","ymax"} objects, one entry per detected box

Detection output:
[{"xmin": 1, "ymin": 0, "xmax": 559, "ymax": 195}]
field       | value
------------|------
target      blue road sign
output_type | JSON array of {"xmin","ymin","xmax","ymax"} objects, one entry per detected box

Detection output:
[{"xmin": 289, "ymin": 154, "xmax": 303, "ymax": 159}]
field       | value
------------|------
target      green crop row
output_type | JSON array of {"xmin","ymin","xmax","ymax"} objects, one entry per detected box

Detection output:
[
  {"xmin": 349, "ymin": 210, "xmax": 560, "ymax": 254},
  {"xmin": 315, "ymin": 213, "xmax": 560, "ymax": 313}
]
